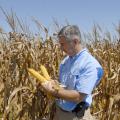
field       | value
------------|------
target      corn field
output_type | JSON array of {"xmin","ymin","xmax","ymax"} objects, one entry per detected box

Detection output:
[{"xmin": 0, "ymin": 10, "xmax": 120, "ymax": 120}]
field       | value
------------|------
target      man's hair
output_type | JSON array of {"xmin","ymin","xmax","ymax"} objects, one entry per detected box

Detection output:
[{"xmin": 58, "ymin": 25, "xmax": 82, "ymax": 42}]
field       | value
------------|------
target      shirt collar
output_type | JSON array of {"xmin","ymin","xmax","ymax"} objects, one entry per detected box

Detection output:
[{"xmin": 69, "ymin": 48, "xmax": 87, "ymax": 60}]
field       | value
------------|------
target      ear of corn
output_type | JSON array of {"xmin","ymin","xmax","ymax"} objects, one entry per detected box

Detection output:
[
  {"xmin": 40, "ymin": 65, "xmax": 60, "ymax": 90},
  {"xmin": 28, "ymin": 68, "xmax": 54, "ymax": 99},
  {"xmin": 40, "ymin": 65, "xmax": 51, "ymax": 80},
  {"xmin": 28, "ymin": 68, "xmax": 60, "ymax": 100},
  {"xmin": 27, "ymin": 68, "xmax": 46, "ymax": 83}
]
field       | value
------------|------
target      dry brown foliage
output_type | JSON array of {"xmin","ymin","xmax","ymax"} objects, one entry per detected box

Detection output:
[{"xmin": 0, "ymin": 9, "xmax": 120, "ymax": 120}]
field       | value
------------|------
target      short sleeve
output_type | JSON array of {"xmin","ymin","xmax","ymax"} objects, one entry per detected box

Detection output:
[
  {"xmin": 96, "ymin": 67, "xmax": 104, "ymax": 86},
  {"xmin": 75, "ymin": 67, "xmax": 98, "ymax": 94}
]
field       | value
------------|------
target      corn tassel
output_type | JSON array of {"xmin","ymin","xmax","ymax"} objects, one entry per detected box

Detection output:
[{"xmin": 40, "ymin": 65, "xmax": 51, "ymax": 80}]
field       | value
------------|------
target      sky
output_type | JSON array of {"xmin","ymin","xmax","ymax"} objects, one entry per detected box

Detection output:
[{"xmin": 0, "ymin": 0, "xmax": 120, "ymax": 35}]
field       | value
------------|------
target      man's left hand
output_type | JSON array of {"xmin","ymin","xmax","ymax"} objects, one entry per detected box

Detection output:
[{"xmin": 41, "ymin": 80, "xmax": 58, "ymax": 94}]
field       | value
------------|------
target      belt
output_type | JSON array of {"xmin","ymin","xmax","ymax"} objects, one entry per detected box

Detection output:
[
  {"xmin": 58, "ymin": 102, "xmax": 89, "ymax": 118},
  {"xmin": 58, "ymin": 101, "xmax": 89, "ymax": 113},
  {"xmin": 58, "ymin": 107, "xmax": 70, "ymax": 112}
]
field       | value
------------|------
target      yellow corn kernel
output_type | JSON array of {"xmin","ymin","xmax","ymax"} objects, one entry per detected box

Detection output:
[
  {"xmin": 28, "ymin": 68, "xmax": 46, "ymax": 83},
  {"xmin": 40, "ymin": 65, "xmax": 51, "ymax": 80}
]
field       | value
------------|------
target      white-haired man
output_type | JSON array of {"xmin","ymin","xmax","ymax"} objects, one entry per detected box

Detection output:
[{"xmin": 41, "ymin": 25, "xmax": 103, "ymax": 120}]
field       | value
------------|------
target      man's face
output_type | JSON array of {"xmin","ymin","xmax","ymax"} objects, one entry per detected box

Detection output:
[{"xmin": 58, "ymin": 36, "xmax": 75, "ymax": 56}]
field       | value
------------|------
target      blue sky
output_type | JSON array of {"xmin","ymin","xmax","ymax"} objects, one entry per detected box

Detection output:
[{"xmin": 0, "ymin": 0, "xmax": 120, "ymax": 34}]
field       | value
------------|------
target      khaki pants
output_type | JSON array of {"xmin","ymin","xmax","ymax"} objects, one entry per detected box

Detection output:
[{"xmin": 53, "ymin": 106, "xmax": 96, "ymax": 120}]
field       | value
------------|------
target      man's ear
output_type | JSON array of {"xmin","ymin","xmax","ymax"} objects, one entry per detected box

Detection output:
[{"xmin": 73, "ymin": 39, "xmax": 79, "ymax": 44}]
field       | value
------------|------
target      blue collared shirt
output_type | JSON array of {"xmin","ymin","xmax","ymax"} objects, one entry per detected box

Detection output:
[{"xmin": 56, "ymin": 48, "xmax": 103, "ymax": 111}]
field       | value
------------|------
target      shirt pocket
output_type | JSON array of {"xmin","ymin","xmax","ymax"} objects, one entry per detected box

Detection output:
[
  {"xmin": 66, "ymin": 71, "xmax": 80, "ymax": 90},
  {"xmin": 71, "ymin": 70, "xmax": 80, "ymax": 80}
]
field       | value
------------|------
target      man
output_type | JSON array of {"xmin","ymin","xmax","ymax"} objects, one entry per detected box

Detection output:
[{"xmin": 41, "ymin": 25, "xmax": 103, "ymax": 120}]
